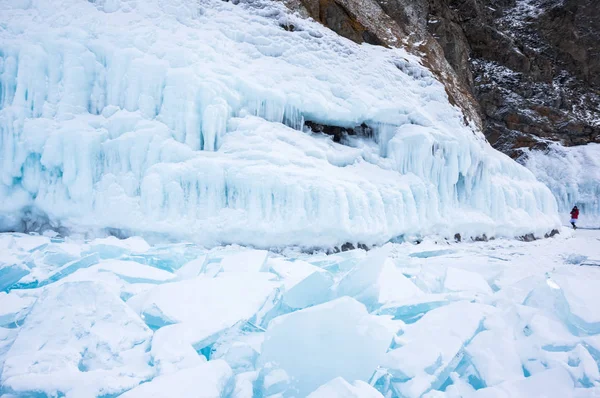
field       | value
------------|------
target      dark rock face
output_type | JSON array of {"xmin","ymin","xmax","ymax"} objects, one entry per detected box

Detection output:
[
  {"xmin": 298, "ymin": 0, "xmax": 385, "ymax": 45},
  {"xmin": 430, "ymin": 0, "xmax": 600, "ymax": 157},
  {"xmin": 333, "ymin": 242, "xmax": 370, "ymax": 253},
  {"xmin": 519, "ymin": 233, "xmax": 537, "ymax": 242},
  {"xmin": 284, "ymin": 0, "xmax": 600, "ymax": 158},
  {"xmin": 304, "ymin": 121, "xmax": 373, "ymax": 143}
]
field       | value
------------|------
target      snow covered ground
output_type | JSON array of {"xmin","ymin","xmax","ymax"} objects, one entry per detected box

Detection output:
[
  {"xmin": 0, "ymin": 0, "xmax": 560, "ymax": 247},
  {"xmin": 1, "ymin": 229, "xmax": 600, "ymax": 397}
]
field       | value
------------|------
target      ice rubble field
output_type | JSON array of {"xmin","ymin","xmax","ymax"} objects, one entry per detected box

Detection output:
[
  {"xmin": 523, "ymin": 143, "xmax": 600, "ymax": 229},
  {"xmin": 0, "ymin": 0, "xmax": 560, "ymax": 247},
  {"xmin": 1, "ymin": 230, "xmax": 600, "ymax": 397}
]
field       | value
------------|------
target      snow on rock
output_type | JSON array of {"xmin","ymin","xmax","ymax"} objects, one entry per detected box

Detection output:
[
  {"xmin": 1, "ymin": 281, "xmax": 153, "ymax": 397},
  {"xmin": 384, "ymin": 301, "xmax": 492, "ymax": 397},
  {"xmin": 444, "ymin": 267, "xmax": 493, "ymax": 295},
  {"xmin": 119, "ymin": 359, "xmax": 233, "ymax": 398},
  {"xmin": 0, "ymin": 0, "xmax": 560, "ymax": 248},
  {"xmin": 308, "ymin": 377, "xmax": 384, "ymax": 398},
  {"xmin": 260, "ymin": 296, "xmax": 394, "ymax": 396},
  {"xmin": 471, "ymin": 367, "xmax": 575, "ymax": 398}
]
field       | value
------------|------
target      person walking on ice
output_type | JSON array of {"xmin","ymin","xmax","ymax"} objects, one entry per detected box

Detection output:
[{"xmin": 570, "ymin": 206, "xmax": 579, "ymax": 230}]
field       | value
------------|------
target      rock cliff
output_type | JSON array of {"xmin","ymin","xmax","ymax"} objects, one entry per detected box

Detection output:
[{"xmin": 283, "ymin": 0, "xmax": 600, "ymax": 158}]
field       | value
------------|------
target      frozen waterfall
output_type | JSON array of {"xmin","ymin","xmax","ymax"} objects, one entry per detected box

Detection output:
[
  {"xmin": 0, "ymin": 0, "xmax": 559, "ymax": 247},
  {"xmin": 523, "ymin": 143, "xmax": 600, "ymax": 228}
]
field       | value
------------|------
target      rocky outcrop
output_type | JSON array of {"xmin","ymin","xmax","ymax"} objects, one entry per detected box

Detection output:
[
  {"xmin": 283, "ymin": 0, "xmax": 600, "ymax": 158},
  {"xmin": 430, "ymin": 0, "xmax": 600, "ymax": 157},
  {"xmin": 283, "ymin": 0, "xmax": 483, "ymax": 128},
  {"xmin": 292, "ymin": 0, "xmax": 403, "ymax": 45}
]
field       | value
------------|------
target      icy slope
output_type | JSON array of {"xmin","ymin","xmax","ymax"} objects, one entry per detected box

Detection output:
[
  {"xmin": 0, "ymin": 0, "xmax": 559, "ymax": 246},
  {"xmin": 523, "ymin": 143, "xmax": 600, "ymax": 228}
]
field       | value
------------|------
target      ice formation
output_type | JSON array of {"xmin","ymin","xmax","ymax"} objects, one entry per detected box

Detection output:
[
  {"xmin": 0, "ymin": 0, "xmax": 560, "ymax": 247},
  {"xmin": 127, "ymin": 272, "xmax": 278, "ymax": 348},
  {"xmin": 465, "ymin": 330, "xmax": 523, "ymax": 387},
  {"xmin": 523, "ymin": 143, "xmax": 600, "ymax": 227},
  {"xmin": 0, "ymin": 291, "xmax": 35, "ymax": 327},
  {"xmin": 384, "ymin": 301, "xmax": 491, "ymax": 396},
  {"xmin": 0, "ymin": 231, "xmax": 600, "ymax": 396},
  {"xmin": 1, "ymin": 281, "xmax": 154, "ymax": 397},
  {"xmin": 119, "ymin": 359, "xmax": 233, "ymax": 398},
  {"xmin": 260, "ymin": 296, "xmax": 394, "ymax": 396},
  {"xmin": 269, "ymin": 258, "xmax": 334, "ymax": 309},
  {"xmin": 443, "ymin": 267, "xmax": 493, "ymax": 295},
  {"xmin": 307, "ymin": 377, "xmax": 385, "ymax": 398},
  {"xmin": 470, "ymin": 367, "xmax": 575, "ymax": 398}
]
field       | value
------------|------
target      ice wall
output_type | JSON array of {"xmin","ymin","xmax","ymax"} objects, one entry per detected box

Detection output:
[
  {"xmin": 0, "ymin": 0, "xmax": 559, "ymax": 247},
  {"xmin": 522, "ymin": 143, "xmax": 600, "ymax": 228}
]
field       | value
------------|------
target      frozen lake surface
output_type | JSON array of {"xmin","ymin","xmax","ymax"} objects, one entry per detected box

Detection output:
[{"xmin": 1, "ymin": 228, "xmax": 600, "ymax": 397}]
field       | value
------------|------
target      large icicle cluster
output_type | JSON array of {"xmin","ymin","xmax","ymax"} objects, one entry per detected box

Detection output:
[{"xmin": 0, "ymin": 0, "xmax": 559, "ymax": 247}]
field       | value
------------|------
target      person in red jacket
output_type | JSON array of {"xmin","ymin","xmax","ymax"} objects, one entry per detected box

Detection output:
[{"xmin": 570, "ymin": 206, "xmax": 579, "ymax": 230}]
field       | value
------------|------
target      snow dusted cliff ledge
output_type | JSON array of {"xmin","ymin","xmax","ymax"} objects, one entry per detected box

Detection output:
[{"xmin": 0, "ymin": 0, "xmax": 559, "ymax": 248}]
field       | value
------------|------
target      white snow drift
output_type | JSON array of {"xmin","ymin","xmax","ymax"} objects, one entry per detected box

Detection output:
[{"xmin": 0, "ymin": 0, "xmax": 559, "ymax": 247}]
